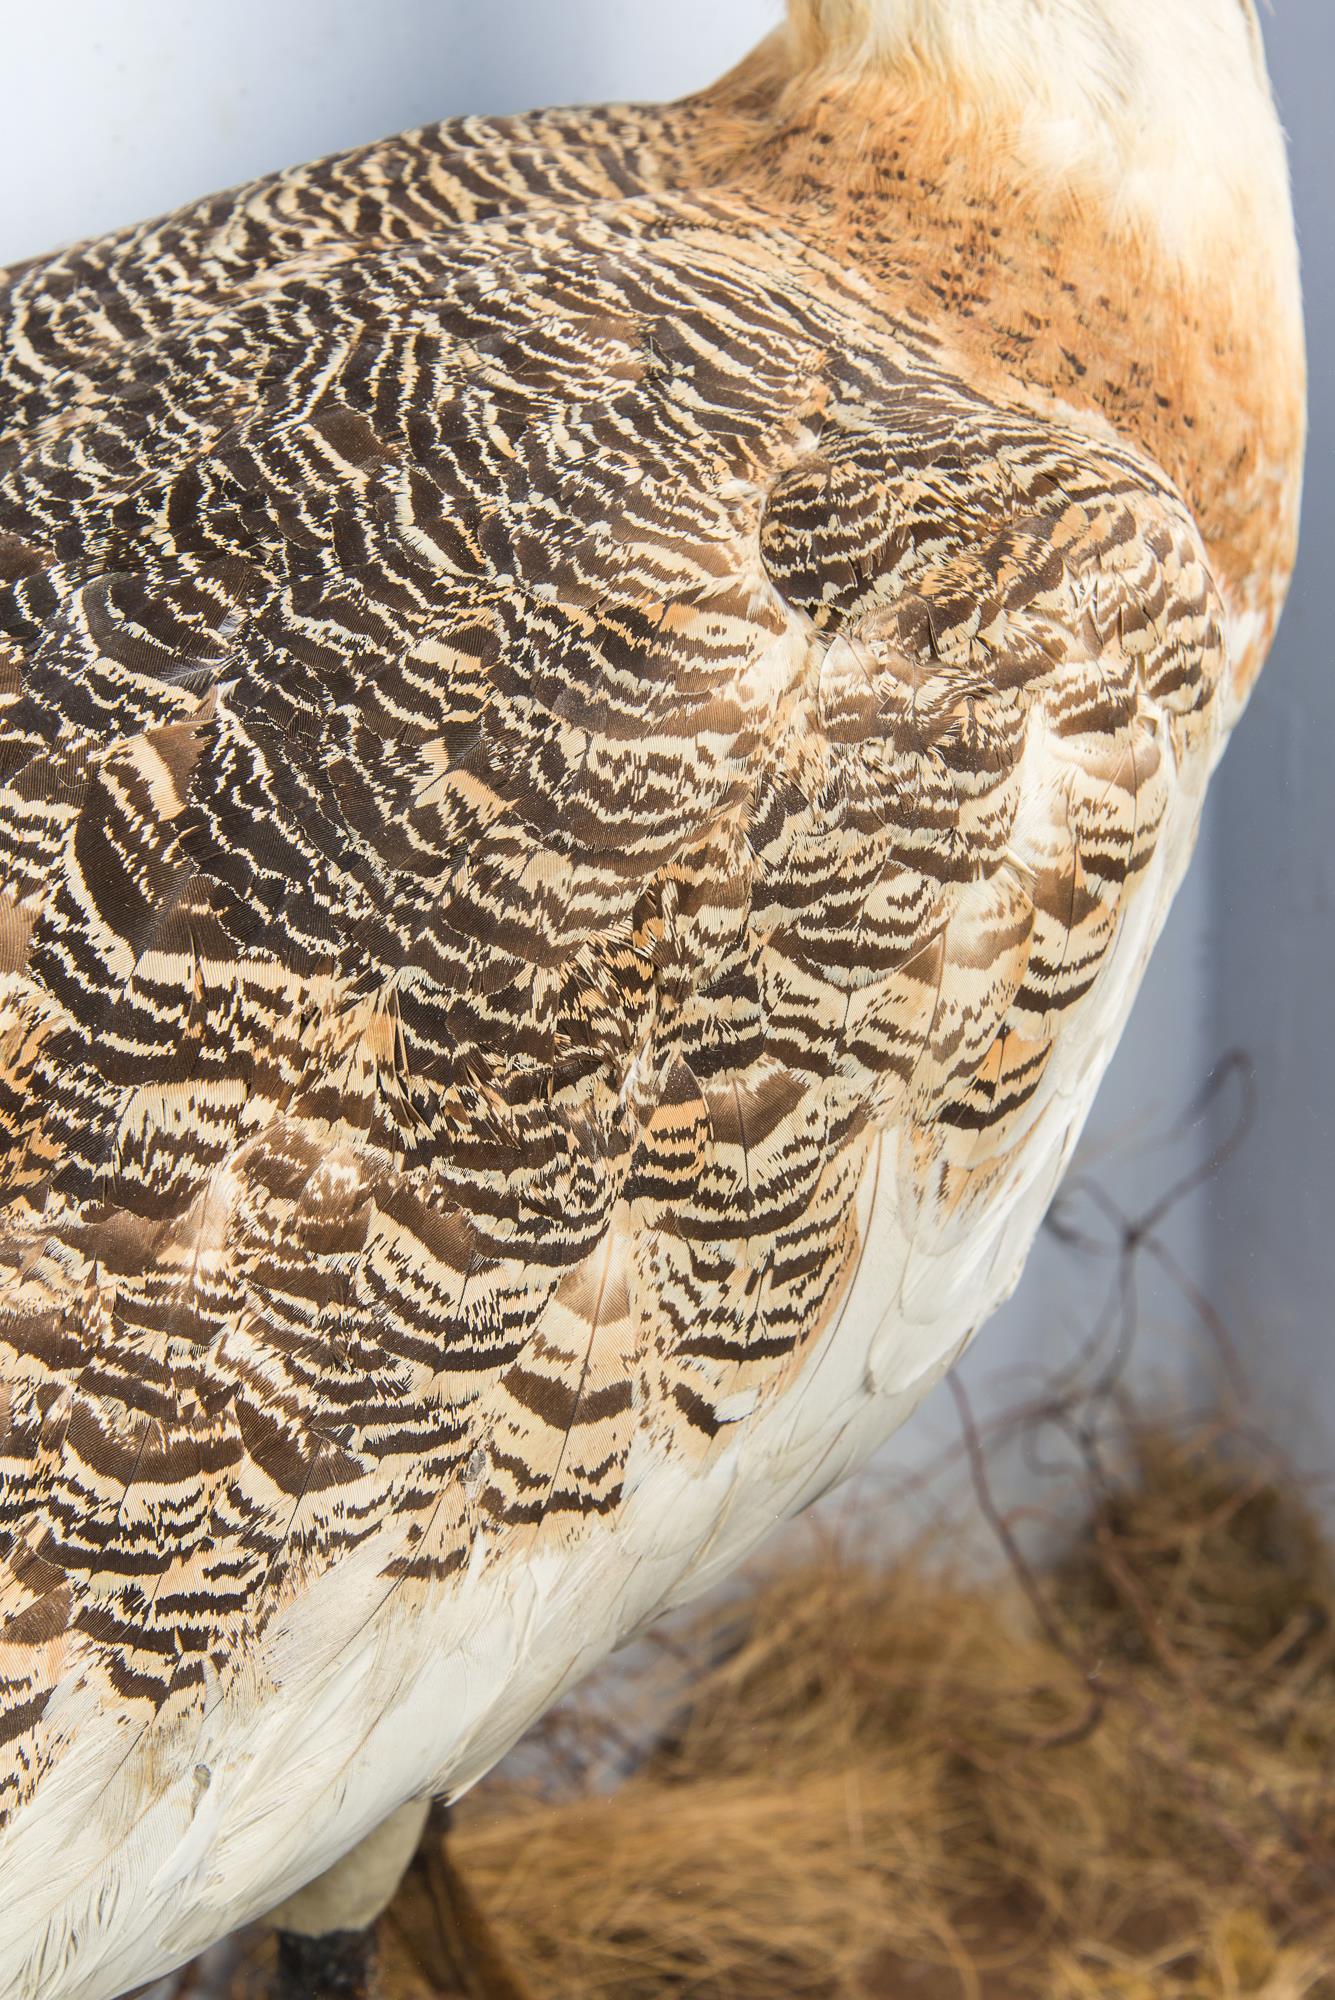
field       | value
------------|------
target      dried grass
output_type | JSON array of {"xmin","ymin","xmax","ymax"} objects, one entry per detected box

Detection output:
[{"xmin": 365, "ymin": 1423, "xmax": 1335, "ymax": 2000}]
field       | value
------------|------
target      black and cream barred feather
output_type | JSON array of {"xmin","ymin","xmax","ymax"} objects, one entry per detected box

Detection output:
[{"xmin": 0, "ymin": 12, "xmax": 1299, "ymax": 1989}]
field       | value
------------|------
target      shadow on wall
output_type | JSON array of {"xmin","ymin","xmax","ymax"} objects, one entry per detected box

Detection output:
[{"xmin": 1203, "ymin": 1, "xmax": 1335, "ymax": 1462}]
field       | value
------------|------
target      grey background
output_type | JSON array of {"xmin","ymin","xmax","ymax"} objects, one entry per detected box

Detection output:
[
  {"xmin": 1205, "ymin": 13, "xmax": 1334, "ymax": 1462},
  {"xmin": 0, "ymin": 1, "xmax": 1328, "ymax": 1478}
]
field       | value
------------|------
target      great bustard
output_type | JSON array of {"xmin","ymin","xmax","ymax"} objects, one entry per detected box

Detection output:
[{"xmin": 0, "ymin": 1, "xmax": 1303, "ymax": 1995}]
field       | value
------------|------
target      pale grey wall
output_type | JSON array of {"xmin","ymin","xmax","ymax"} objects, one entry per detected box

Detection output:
[
  {"xmin": 1204, "ymin": 4, "xmax": 1335, "ymax": 1455},
  {"xmin": 0, "ymin": 0, "xmax": 776, "ymax": 266},
  {"xmin": 0, "ymin": 3, "xmax": 1325, "ymax": 1467}
]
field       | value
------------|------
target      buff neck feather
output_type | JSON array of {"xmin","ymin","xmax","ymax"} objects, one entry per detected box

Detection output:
[{"xmin": 781, "ymin": 0, "xmax": 1291, "ymax": 281}]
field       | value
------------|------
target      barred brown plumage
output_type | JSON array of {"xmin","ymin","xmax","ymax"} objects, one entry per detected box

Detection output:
[{"xmin": 0, "ymin": 3, "xmax": 1304, "ymax": 1995}]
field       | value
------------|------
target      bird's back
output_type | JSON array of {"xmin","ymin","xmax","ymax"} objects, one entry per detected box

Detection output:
[{"xmin": 0, "ymin": 11, "xmax": 1302, "ymax": 1994}]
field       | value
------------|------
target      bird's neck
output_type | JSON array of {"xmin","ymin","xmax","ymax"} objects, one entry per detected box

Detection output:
[
  {"xmin": 781, "ymin": 0, "xmax": 1283, "ymax": 277},
  {"xmin": 698, "ymin": 0, "xmax": 1304, "ymax": 713}
]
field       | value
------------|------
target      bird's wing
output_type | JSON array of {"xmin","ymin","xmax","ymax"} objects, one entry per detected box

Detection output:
[
  {"xmin": 0, "ymin": 188, "xmax": 1226, "ymax": 1887},
  {"xmin": 0, "ymin": 99, "xmax": 686, "ymax": 442}
]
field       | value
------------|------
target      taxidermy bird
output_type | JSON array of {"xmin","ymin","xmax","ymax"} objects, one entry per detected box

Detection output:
[{"xmin": 0, "ymin": 0, "xmax": 1304, "ymax": 1994}]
